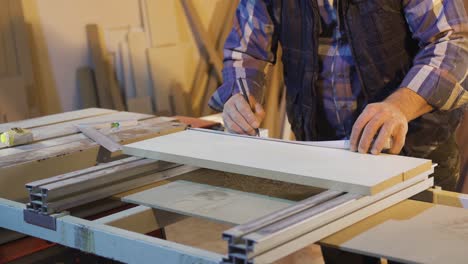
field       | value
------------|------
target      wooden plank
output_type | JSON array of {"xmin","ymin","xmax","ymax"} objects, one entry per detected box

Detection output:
[
  {"xmin": 0, "ymin": 117, "xmax": 176, "ymax": 158},
  {"xmin": 8, "ymin": 0, "xmax": 37, "ymax": 114},
  {"xmin": 147, "ymin": 45, "xmax": 192, "ymax": 115},
  {"xmin": 127, "ymin": 97, "xmax": 154, "ymax": 114},
  {"xmin": 105, "ymin": 55, "xmax": 125, "ymax": 111},
  {"xmin": 25, "ymin": 111, "xmax": 152, "ymax": 144},
  {"xmin": 180, "ymin": 0, "xmax": 223, "ymax": 82},
  {"xmin": 145, "ymin": 0, "xmax": 180, "ymax": 47},
  {"xmin": 0, "ymin": 108, "xmax": 115, "ymax": 132},
  {"xmin": 321, "ymin": 200, "xmax": 468, "ymax": 264},
  {"xmin": 170, "ymin": 82, "xmax": 190, "ymax": 116},
  {"xmin": 21, "ymin": 0, "xmax": 61, "ymax": 114},
  {"xmin": 0, "ymin": 76, "xmax": 28, "ymax": 122},
  {"xmin": 0, "ymin": 0, "xmax": 18, "ymax": 76},
  {"xmin": 123, "ymin": 180, "xmax": 295, "ymax": 225},
  {"xmin": 190, "ymin": 0, "xmax": 235, "ymax": 117},
  {"xmin": 86, "ymin": 24, "xmax": 113, "ymax": 109},
  {"xmin": 0, "ymin": 111, "xmax": 150, "ymax": 149},
  {"xmin": 77, "ymin": 67, "xmax": 98, "ymax": 108},
  {"xmin": 119, "ymin": 40, "xmax": 135, "ymax": 100},
  {"xmin": 127, "ymin": 31, "xmax": 153, "ymax": 113},
  {"xmin": 0, "ymin": 13, "xmax": 7, "ymax": 76},
  {"xmin": 123, "ymin": 129, "xmax": 433, "ymax": 195},
  {"xmin": 0, "ymin": 120, "xmax": 186, "ymax": 202}
]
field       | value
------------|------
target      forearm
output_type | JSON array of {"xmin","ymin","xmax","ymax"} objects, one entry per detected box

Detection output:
[{"xmin": 384, "ymin": 88, "xmax": 433, "ymax": 122}]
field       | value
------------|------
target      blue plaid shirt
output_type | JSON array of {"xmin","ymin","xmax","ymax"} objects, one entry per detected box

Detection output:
[{"xmin": 209, "ymin": 0, "xmax": 468, "ymax": 136}]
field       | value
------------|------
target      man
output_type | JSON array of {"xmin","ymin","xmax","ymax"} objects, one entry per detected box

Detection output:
[
  {"xmin": 210, "ymin": 0, "xmax": 467, "ymax": 190},
  {"xmin": 209, "ymin": 0, "xmax": 467, "ymax": 263}
]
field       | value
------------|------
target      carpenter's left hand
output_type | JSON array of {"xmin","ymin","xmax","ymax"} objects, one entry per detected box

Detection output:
[{"xmin": 349, "ymin": 102, "xmax": 408, "ymax": 155}]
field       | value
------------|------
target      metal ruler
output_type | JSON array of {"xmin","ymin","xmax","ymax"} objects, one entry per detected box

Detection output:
[{"xmin": 77, "ymin": 125, "xmax": 122, "ymax": 153}]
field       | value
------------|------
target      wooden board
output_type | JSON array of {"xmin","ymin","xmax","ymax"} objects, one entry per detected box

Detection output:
[
  {"xmin": 86, "ymin": 24, "xmax": 113, "ymax": 109},
  {"xmin": 170, "ymin": 82, "xmax": 190, "ymax": 116},
  {"xmin": 119, "ymin": 40, "xmax": 135, "ymax": 100},
  {"xmin": 0, "ymin": 111, "xmax": 150, "ymax": 149},
  {"xmin": 321, "ymin": 200, "xmax": 468, "ymax": 264},
  {"xmin": 123, "ymin": 130, "xmax": 432, "ymax": 195},
  {"xmin": 8, "ymin": 0, "xmax": 37, "ymax": 113},
  {"xmin": 105, "ymin": 55, "xmax": 125, "ymax": 111},
  {"xmin": 0, "ymin": 0, "xmax": 18, "ymax": 76},
  {"xmin": 127, "ymin": 31, "xmax": 153, "ymax": 113},
  {"xmin": 27, "ymin": 111, "xmax": 151, "ymax": 144},
  {"xmin": 0, "ymin": 108, "xmax": 115, "ymax": 132},
  {"xmin": 0, "ymin": 120, "xmax": 185, "ymax": 202},
  {"xmin": 0, "ymin": 76, "xmax": 28, "ymax": 122},
  {"xmin": 147, "ymin": 45, "xmax": 193, "ymax": 115},
  {"xmin": 22, "ymin": 0, "xmax": 61, "ymax": 114},
  {"xmin": 127, "ymin": 32, "xmax": 151, "ymax": 98},
  {"xmin": 123, "ymin": 180, "xmax": 295, "ymax": 225},
  {"xmin": 77, "ymin": 67, "xmax": 98, "ymax": 108},
  {"xmin": 180, "ymin": 0, "xmax": 223, "ymax": 81}
]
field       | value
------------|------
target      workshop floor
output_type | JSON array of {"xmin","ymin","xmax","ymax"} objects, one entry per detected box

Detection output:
[{"xmin": 165, "ymin": 217, "xmax": 325, "ymax": 264}]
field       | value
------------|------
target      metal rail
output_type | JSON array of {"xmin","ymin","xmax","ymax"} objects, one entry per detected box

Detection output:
[{"xmin": 222, "ymin": 171, "xmax": 433, "ymax": 264}]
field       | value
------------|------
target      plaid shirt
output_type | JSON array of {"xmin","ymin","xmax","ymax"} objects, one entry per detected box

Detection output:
[{"xmin": 209, "ymin": 0, "xmax": 468, "ymax": 137}]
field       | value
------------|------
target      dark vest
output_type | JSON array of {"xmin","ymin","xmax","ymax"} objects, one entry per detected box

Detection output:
[{"xmin": 268, "ymin": 0, "xmax": 461, "ymax": 158}]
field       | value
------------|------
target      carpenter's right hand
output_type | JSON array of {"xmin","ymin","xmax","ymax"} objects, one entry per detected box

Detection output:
[{"xmin": 222, "ymin": 94, "xmax": 265, "ymax": 135}]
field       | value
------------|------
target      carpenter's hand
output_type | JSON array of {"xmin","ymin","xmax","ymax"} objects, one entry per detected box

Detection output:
[
  {"xmin": 222, "ymin": 94, "xmax": 265, "ymax": 135},
  {"xmin": 350, "ymin": 102, "xmax": 408, "ymax": 155}
]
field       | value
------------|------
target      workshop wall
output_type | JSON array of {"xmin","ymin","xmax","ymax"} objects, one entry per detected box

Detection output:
[{"xmin": 34, "ymin": 0, "xmax": 219, "ymax": 112}]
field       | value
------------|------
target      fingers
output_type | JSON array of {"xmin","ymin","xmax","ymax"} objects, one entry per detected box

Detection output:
[
  {"xmin": 350, "ymin": 105, "xmax": 376, "ymax": 152},
  {"xmin": 223, "ymin": 112, "xmax": 244, "ymax": 134},
  {"xmin": 222, "ymin": 94, "xmax": 264, "ymax": 136},
  {"xmin": 371, "ymin": 121, "xmax": 395, "ymax": 155},
  {"xmin": 358, "ymin": 115, "xmax": 386, "ymax": 153},
  {"xmin": 350, "ymin": 102, "xmax": 409, "ymax": 155},
  {"xmin": 389, "ymin": 123, "xmax": 407, "ymax": 154},
  {"xmin": 234, "ymin": 98, "xmax": 260, "ymax": 129}
]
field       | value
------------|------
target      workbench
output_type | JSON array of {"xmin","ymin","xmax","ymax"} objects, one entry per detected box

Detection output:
[{"xmin": 0, "ymin": 108, "xmax": 467, "ymax": 264}]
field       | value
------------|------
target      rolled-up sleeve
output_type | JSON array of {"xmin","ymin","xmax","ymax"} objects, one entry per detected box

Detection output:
[
  {"xmin": 208, "ymin": 0, "xmax": 279, "ymax": 112},
  {"xmin": 400, "ymin": 0, "xmax": 468, "ymax": 111}
]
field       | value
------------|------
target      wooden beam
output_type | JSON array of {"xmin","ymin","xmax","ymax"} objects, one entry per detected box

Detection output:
[
  {"xmin": 0, "ymin": 120, "xmax": 186, "ymax": 202},
  {"xmin": 21, "ymin": 0, "xmax": 61, "ymax": 114},
  {"xmin": 180, "ymin": 0, "xmax": 223, "ymax": 82},
  {"xmin": 8, "ymin": 0, "xmax": 37, "ymax": 114},
  {"xmin": 86, "ymin": 24, "xmax": 113, "ymax": 109},
  {"xmin": 0, "ymin": 0, "xmax": 18, "ymax": 76},
  {"xmin": 105, "ymin": 55, "xmax": 125, "ymax": 111},
  {"xmin": 77, "ymin": 67, "xmax": 98, "ymax": 108},
  {"xmin": 0, "ymin": 76, "xmax": 28, "ymax": 122},
  {"xmin": 127, "ymin": 31, "xmax": 153, "ymax": 114},
  {"xmin": 147, "ymin": 45, "xmax": 193, "ymax": 115},
  {"xmin": 0, "ymin": 108, "xmax": 115, "ymax": 132}
]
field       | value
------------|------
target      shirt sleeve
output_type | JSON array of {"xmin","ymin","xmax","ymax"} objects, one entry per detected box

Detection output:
[
  {"xmin": 208, "ymin": 0, "xmax": 279, "ymax": 112},
  {"xmin": 400, "ymin": 0, "xmax": 468, "ymax": 111}
]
